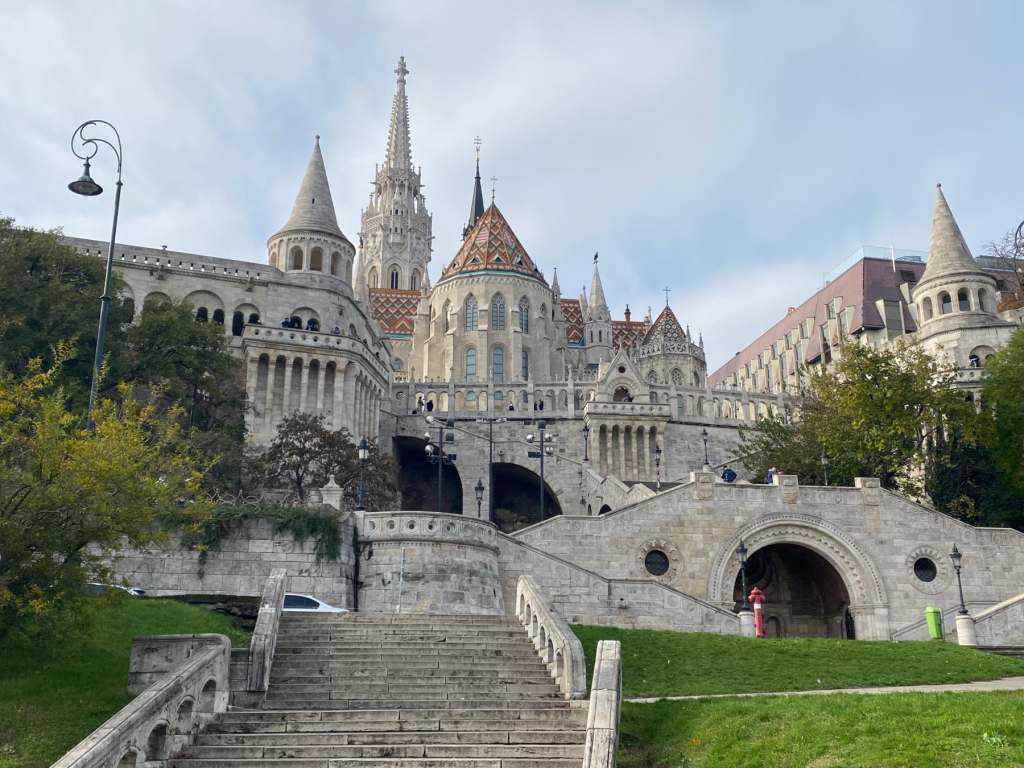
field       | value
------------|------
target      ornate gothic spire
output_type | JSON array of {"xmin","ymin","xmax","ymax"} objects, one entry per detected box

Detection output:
[
  {"xmin": 385, "ymin": 57, "xmax": 412, "ymax": 172},
  {"xmin": 551, "ymin": 267, "xmax": 561, "ymax": 297},
  {"xmin": 588, "ymin": 253, "xmax": 610, "ymax": 320},
  {"xmin": 275, "ymin": 135, "xmax": 344, "ymax": 238},
  {"xmin": 919, "ymin": 184, "xmax": 979, "ymax": 283},
  {"xmin": 464, "ymin": 137, "xmax": 486, "ymax": 238}
]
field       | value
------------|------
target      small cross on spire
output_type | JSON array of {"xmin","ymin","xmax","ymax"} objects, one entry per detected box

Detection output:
[
  {"xmin": 663, "ymin": 286, "xmax": 671, "ymax": 306},
  {"xmin": 473, "ymin": 136, "xmax": 482, "ymax": 163},
  {"xmin": 490, "ymin": 176, "xmax": 498, "ymax": 203},
  {"xmin": 395, "ymin": 56, "xmax": 408, "ymax": 83}
]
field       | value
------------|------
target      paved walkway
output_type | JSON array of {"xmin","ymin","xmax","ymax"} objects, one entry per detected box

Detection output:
[{"xmin": 626, "ymin": 676, "xmax": 1024, "ymax": 704}]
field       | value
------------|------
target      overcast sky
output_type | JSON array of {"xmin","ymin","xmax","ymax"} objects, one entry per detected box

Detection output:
[{"xmin": 2, "ymin": 1, "xmax": 1022, "ymax": 371}]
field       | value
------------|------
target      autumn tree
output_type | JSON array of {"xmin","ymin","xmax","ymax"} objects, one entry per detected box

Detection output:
[
  {"xmin": 0, "ymin": 350, "xmax": 211, "ymax": 634},
  {"xmin": 980, "ymin": 227, "xmax": 1024, "ymax": 309},
  {"xmin": 982, "ymin": 326, "xmax": 1024, "ymax": 498}
]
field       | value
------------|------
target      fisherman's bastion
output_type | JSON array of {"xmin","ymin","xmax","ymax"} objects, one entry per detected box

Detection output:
[{"xmin": 61, "ymin": 59, "xmax": 1024, "ymax": 650}]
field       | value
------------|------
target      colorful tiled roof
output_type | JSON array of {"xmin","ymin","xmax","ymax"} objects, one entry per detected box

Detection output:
[
  {"xmin": 561, "ymin": 298, "xmax": 584, "ymax": 344},
  {"xmin": 440, "ymin": 204, "xmax": 547, "ymax": 285},
  {"xmin": 641, "ymin": 305, "xmax": 687, "ymax": 352},
  {"xmin": 613, "ymin": 319, "xmax": 646, "ymax": 351},
  {"xmin": 369, "ymin": 288, "xmax": 420, "ymax": 335}
]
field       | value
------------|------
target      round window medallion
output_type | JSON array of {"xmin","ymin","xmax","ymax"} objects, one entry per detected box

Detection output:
[
  {"xmin": 644, "ymin": 550, "xmax": 670, "ymax": 577},
  {"xmin": 914, "ymin": 557, "xmax": 937, "ymax": 583}
]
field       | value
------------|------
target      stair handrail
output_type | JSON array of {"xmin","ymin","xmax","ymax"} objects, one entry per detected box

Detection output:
[
  {"xmin": 247, "ymin": 567, "xmax": 288, "ymax": 694},
  {"xmin": 582, "ymin": 639, "xmax": 622, "ymax": 768},
  {"xmin": 516, "ymin": 574, "xmax": 587, "ymax": 699}
]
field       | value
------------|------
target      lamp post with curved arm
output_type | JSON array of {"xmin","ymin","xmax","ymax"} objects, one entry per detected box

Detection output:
[{"xmin": 68, "ymin": 120, "xmax": 123, "ymax": 428}]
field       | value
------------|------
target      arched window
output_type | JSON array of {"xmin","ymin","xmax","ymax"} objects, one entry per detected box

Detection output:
[
  {"xmin": 345, "ymin": 259, "xmax": 353, "ymax": 283},
  {"xmin": 519, "ymin": 298, "xmax": 530, "ymax": 333},
  {"xmin": 958, "ymin": 288, "xmax": 971, "ymax": 311},
  {"xmin": 309, "ymin": 247, "xmax": 323, "ymax": 271},
  {"xmin": 978, "ymin": 288, "xmax": 990, "ymax": 313},
  {"xmin": 442, "ymin": 300, "xmax": 451, "ymax": 332},
  {"xmin": 306, "ymin": 318, "xmax": 320, "ymax": 332},
  {"xmin": 465, "ymin": 348, "xmax": 477, "ymax": 382},
  {"xmin": 389, "ymin": 267, "xmax": 400, "ymax": 289},
  {"xmin": 939, "ymin": 292, "xmax": 952, "ymax": 314},
  {"xmin": 231, "ymin": 311, "xmax": 244, "ymax": 336},
  {"xmin": 968, "ymin": 354, "xmax": 981, "ymax": 368},
  {"xmin": 465, "ymin": 295, "xmax": 478, "ymax": 330},
  {"xmin": 693, "ymin": 371, "xmax": 701, "ymax": 387},
  {"xmin": 491, "ymin": 294, "xmax": 506, "ymax": 330},
  {"xmin": 598, "ymin": 330, "xmax": 603, "ymax": 343},
  {"xmin": 248, "ymin": 312, "xmax": 260, "ymax": 324},
  {"xmin": 331, "ymin": 251, "xmax": 342, "ymax": 276},
  {"xmin": 368, "ymin": 267, "xmax": 379, "ymax": 288},
  {"xmin": 290, "ymin": 247, "xmax": 303, "ymax": 270},
  {"xmin": 922, "ymin": 296, "xmax": 933, "ymax": 320},
  {"xmin": 647, "ymin": 370, "xmax": 658, "ymax": 383},
  {"xmin": 411, "ymin": 270, "xmax": 420, "ymax": 291},
  {"xmin": 195, "ymin": 307, "xmax": 208, "ymax": 322},
  {"xmin": 671, "ymin": 368, "xmax": 683, "ymax": 386},
  {"xmin": 521, "ymin": 350, "xmax": 529, "ymax": 380},
  {"xmin": 212, "ymin": 308, "xmax": 224, "ymax": 325},
  {"xmin": 492, "ymin": 347, "xmax": 505, "ymax": 384}
]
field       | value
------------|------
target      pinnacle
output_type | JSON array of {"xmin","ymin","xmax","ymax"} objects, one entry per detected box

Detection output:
[
  {"xmin": 920, "ymin": 184, "xmax": 980, "ymax": 283},
  {"xmin": 385, "ymin": 56, "xmax": 413, "ymax": 172},
  {"xmin": 274, "ymin": 137, "xmax": 344, "ymax": 239}
]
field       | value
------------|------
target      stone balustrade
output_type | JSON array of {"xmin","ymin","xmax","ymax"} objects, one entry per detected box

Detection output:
[
  {"xmin": 53, "ymin": 634, "xmax": 231, "ymax": 768},
  {"xmin": 583, "ymin": 399, "xmax": 671, "ymax": 419},
  {"xmin": 582, "ymin": 639, "xmax": 622, "ymax": 768},
  {"xmin": 246, "ymin": 567, "xmax": 287, "ymax": 697},
  {"xmin": 244, "ymin": 324, "xmax": 391, "ymax": 380},
  {"xmin": 515, "ymin": 575, "xmax": 587, "ymax": 700}
]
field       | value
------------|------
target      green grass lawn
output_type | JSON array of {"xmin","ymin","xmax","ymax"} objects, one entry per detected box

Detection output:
[
  {"xmin": 619, "ymin": 692, "xmax": 1024, "ymax": 768},
  {"xmin": 0, "ymin": 596, "xmax": 249, "ymax": 768},
  {"xmin": 573, "ymin": 625, "xmax": 1024, "ymax": 698}
]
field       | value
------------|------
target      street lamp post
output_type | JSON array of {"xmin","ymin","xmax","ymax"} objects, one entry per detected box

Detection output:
[
  {"xmin": 654, "ymin": 444, "xmax": 663, "ymax": 491},
  {"xmin": 425, "ymin": 416, "xmax": 455, "ymax": 513},
  {"xmin": 356, "ymin": 437, "xmax": 369, "ymax": 511},
  {"xmin": 820, "ymin": 449, "xmax": 830, "ymax": 486},
  {"xmin": 68, "ymin": 120, "xmax": 123, "ymax": 428},
  {"xmin": 582, "ymin": 423, "xmax": 590, "ymax": 462},
  {"xmin": 950, "ymin": 544, "xmax": 968, "ymax": 615},
  {"xmin": 736, "ymin": 540, "xmax": 752, "ymax": 610},
  {"xmin": 474, "ymin": 479, "xmax": 485, "ymax": 517},
  {"xmin": 526, "ymin": 420, "xmax": 555, "ymax": 521},
  {"xmin": 701, "ymin": 427, "xmax": 710, "ymax": 469},
  {"xmin": 476, "ymin": 416, "xmax": 506, "ymax": 523}
]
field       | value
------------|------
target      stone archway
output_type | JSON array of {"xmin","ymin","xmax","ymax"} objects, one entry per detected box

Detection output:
[
  {"xmin": 492, "ymin": 462, "xmax": 563, "ymax": 533},
  {"xmin": 393, "ymin": 435, "xmax": 463, "ymax": 514},
  {"xmin": 707, "ymin": 515, "xmax": 890, "ymax": 640}
]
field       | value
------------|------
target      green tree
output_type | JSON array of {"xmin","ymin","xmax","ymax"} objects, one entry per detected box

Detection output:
[
  {"xmin": 0, "ymin": 218, "xmax": 133, "ymax": 404},
  {"xmin": 740, "ymin": 343, "xmax": 976, "ymax": 496},
  {"xmin": 0, "ymin": 351, "xmax": 211, "ymax": 634},
  {"xmin": 982, "ymin": 326, "xmax": 1024, "ymax": 497}
]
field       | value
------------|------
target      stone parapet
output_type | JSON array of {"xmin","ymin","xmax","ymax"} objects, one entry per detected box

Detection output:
[
  {"xmin": 516, "ymin": 575, "xmax": 587, "ymax": 699},
  {"xmin": 582, "ymin": 639, "xmax": 622, "ymax": 768}
]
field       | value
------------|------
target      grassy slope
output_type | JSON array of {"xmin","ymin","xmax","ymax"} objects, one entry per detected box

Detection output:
[
  {"xmin": 0, "ymin": 597, "xmax": 249, "ymax": 768},
  {"xmin": 619, "ymin": 693, "xmax": 1024, "ymax": 768},
  {"xmin": 573, "ymin": 625, "xmax": 1024, "ymax": 697}
]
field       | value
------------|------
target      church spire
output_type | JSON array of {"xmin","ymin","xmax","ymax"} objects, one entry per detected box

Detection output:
[
  {"xmin": 385, "ymin": 57, "xmax": 412, "ymax": 172},
  {"xmin": 588, "ymin": 252, "xmax": 610, "ymax": 320},
  {"xmin": 275, "ymin": 135, "xmax": 343, "ymax": 238},
  {"xmin": 551, "ymin": 267, "xmax": 561, "ymax": 297},
  {"xmin": 464, "ymin": 137, "xmax": 486, "ymax": 239},
  {"xmin": 919, "ymin": 184, "xmax": 979, "ymax": 283}
]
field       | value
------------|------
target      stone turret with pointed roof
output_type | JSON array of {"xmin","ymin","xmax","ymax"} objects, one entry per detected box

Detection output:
[
  {"xmin": 267, "ymin": 136, "xmax": 356, "ymax": 288},
  {"xmin": 587, "ymin": 254, "xmax": 611, "ymax": 322},
  {"xmin": 357, "ymin": 57, "xmax": 433, "ymax": 303},
  {"xmin": 582, "ymin": 253, "xmax": 612, "ymax": 364},
  {"xmin": 919, "ymin": 184, "xmax": 981, "ymax": 284}
]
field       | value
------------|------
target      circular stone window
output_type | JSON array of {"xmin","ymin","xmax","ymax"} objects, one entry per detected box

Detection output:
[
  {"xmin": 914, "ymin": 557, "xmax": 937, "ymax": 583},
  {"xmin": 644, "ymin": 549, "xmax": 670, "ymax": 577}
]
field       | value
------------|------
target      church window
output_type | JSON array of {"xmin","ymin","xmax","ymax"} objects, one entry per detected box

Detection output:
[
  {"xmin": 957, "ymin": 288, "xmax": 971, "ymax": 311},
  {"xmin": 599, "ymin": 330, "xmax": 603, "ymax": 343},
  {"xmin": 411, "ymin": 270, "xmax": 420, "ymax": 291},
  {"xmin": 389, "ymin": 267, "xmax": 400, "ymax": 289},
  {"xmin": 913, "ymin": 557, "xmax": 937, "ymax": 583},
  {"xmin": 644, "ymin": 549, "xmax": 670, "ymax": 577},
  {"xmin": 521, "ymin": 350, "xmax": 529, "ymax": 380},
  {"xmin": 647, "ymin": 370, "xmax": 658, "ymax": 384},
  {"xmin": 195, "ymin": 307, "xmax": 208, "ymax": 322},
  {"xmin": 465, "ymin": 348, "xmax": 477, "ymax": 382},
  {"xmin": 212, "ymin": 308, "xmax": 225, "ymax": 325},
  {"xmin": 465, "ymin": 295, "xmax": 478, "ymax": 330},
  {"xmin": 231, "ymin": 312, "xmax": 245, "ymax": 336},
  {"xmin": 492, "ymin": 347, "xmax": 505, "ymax": 384},
  {"xmin": 310, "ymin": 247, "xmax": 323, "ymax": 271},
  {"xmin": 939, "ymin": 292, "xmax": 952, "ymax": 314},
  {"xmin": 369, "ymin": 267, "xmax": 379, "ymax": 288},
  {"xmin": 491, "ymin": 294, "xmax": 506, "ymax": 330},
  {"xmin": 442, "ymin": 300, "xmax": 451, "ymax": 332},
  {"xmin": 289, "ymin": 247, "xmax": 303, "ymax": 270},
  {"xmin": 671, "ymin": 368, "xmax": 683, "ymax": 386},
  {"xmin": 519, "ymin": 298, "xmax": 530, "ymax": 333}
]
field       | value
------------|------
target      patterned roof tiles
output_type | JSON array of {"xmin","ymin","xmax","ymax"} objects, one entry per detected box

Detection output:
[
  {"xmin": 612, "ymin": 319, "xmax": 646, "ymax": 351},
  {"xmin": 369, "ymin": 288, "xmax": 420, "ymax": 335},
  {"xmin": 561, "ymin": 298, "xmax": 584, "ymax": 344},
  {"xmin": 441, "ymin": 204, "xmax": 547, "ymax": 285}
]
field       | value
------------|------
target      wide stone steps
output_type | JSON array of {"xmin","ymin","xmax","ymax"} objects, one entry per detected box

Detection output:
[{"xmin": 174, "ymin": 614, "xmax": 584, "ymax": 768}]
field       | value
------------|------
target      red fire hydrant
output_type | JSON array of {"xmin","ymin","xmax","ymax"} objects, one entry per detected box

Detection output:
[{"xmin": 749, "ymin": 586, "xmax": 765, "ymax": 638}]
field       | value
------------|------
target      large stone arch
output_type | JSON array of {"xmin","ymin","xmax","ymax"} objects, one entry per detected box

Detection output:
[{"xmin": 707, "ymin": 514, "xmax": 890, "ymax": 639}]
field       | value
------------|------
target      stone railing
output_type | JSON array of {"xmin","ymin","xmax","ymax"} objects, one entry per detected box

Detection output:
[
  {"xmin": 582, "ymin": 639, "xmax": 622, "ymax": 768},
  {"xmin": 515, "ymin": 575, "xmax": 587, "ymax": 699},
  {"xmin": 362, "ymin": 510, "xmax": 499, "ymax": 550},
  {"xmin": 244, "ymin": 325, "xmax": 391, "ymax": 380},
  {"xmin": 53, "ymin": 634, "xmax": 231, "ymax": 768},
  {"xmin": 972, "ymin": 592, "xmax": 1024, "ymax": 646},
  {"xmin": 583, "ymin": 400, "xmax": 671, "ymax": 419},
  {"xmin": 246, "ymin": 567, "xmax": 287, "ymax": 695}
]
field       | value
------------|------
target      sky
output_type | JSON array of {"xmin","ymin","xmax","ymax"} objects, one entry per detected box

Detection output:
[{"xmin": 2, "ymin": 1, "xmax": 1022, "ymax": 372}]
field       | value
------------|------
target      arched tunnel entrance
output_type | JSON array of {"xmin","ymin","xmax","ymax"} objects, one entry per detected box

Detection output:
[
  {"xmin": 394, "ymin": 435, "xmax": 463, "ymax": 514},
  {"xmin": 492, "ymin": 462, "xmax": 562, "ymax": 533},
  {"xmin": 732, "ymin": 543, "xmax": 855, "ymax": 639}
]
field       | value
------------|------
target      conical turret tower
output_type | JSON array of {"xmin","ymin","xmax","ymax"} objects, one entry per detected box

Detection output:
[{"xmin": 584, "ymin": 253, "xmax": 612, "ymax": 363}]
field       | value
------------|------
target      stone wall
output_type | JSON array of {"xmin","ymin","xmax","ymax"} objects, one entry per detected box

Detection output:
[{"xmin": 111, "ymin": 518, "xmax": 357, "ymax": 609}]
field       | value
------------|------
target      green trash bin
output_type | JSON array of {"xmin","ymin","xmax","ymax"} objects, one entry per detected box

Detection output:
[{"xmin": 925, "ymin": 606, "xmax": 944, "ymax": 640}]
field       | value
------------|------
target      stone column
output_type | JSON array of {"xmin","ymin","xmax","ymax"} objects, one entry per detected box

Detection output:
[
  {"xmin": 315, "ymin": 363, "xmax": 326, "ymax": 418},
  {"xmin": 616, "ymin": 426, "xmax": 625, "ymax": 478},
  {"xmin": 264, "ymin": 358, "xmax": 276, "ymax": 432},
  {"xmin": 956, "ymin": 613, "xmax": 978, "ymax": 646},
  {"xmin": 332, "ymin": 366, "xmax": 344, "ymax": 431},
  {"xmin": 738, "ymin": 610, "xmax": 755, "ymax": 637},
  {"xmin": 298, "ymin": 357, "xmax": 310, "ymax": 414}
]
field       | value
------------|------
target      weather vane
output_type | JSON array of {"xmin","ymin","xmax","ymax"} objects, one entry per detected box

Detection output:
[
  {"xmin": 473, "ymin": 136, "xmax": 482, "ymax": 163},
  {"xmin": 490, "ymin": 176, "xmax": 498, "ymax": 203}
]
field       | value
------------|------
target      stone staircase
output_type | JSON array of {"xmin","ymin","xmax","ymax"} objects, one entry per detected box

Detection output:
[{"xmin": 172, "ymin": 613, "xmax": 587, "ymax": 767}]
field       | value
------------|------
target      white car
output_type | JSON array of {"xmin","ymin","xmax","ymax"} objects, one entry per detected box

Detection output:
[
  {"xmin": 86, "ymin": 582, "xmax": 147, "ymax": 597},
  {"xmin": 282, "ymin": 593, "xmax": 349, "ymax": 613}
]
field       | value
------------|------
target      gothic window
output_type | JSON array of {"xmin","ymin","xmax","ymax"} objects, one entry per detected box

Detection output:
[
  {"xmin": 389, "ymin": 267, "xmax": 400, "ymax": 289},
  {"xmin": 958, "ymin": 288, "xmax": 971, "ymax": 311},
  {"xmin": 671, "ymin": 368, "xmax": 683, "ymax": 386},
  {"xmin": 598, "ymin": 330, "xmax": 603, "ymax": 343},
  {"xmin": 519, "ymin": 298, "xmax": 530, "ymax": 333},
  {"xmin": 491, "ymin": 293, "xmax": 506, "ymax": 330},
  {"xmin": 939, "ymin": 291, "xmax": 952, "ymax": 314},
  {"xmin": 369, "ymin": 267, "xmax": 379, "ymax": 288},
  {"xmin": 492, "ymin": 347, "xmax": 505, "ymax": 384},
  {"xmin": 693, "ymin": 371, "xmax": 701, "ymax": 387},
  {"xmin": 442, "ymin": 300, "xmax": 451, "ymax": 332},
  {"xmin": 231, "ymin": 311, "xmax": 244, "ymax": 336},
  {"xmin": 411, "ymin": 270, "xmax": 420, "ymax": 291},
  {"xmin": 195, "ymin": 307, "xmax": 208, "ymax": 322},
  {"xmin": 521, "ymin": 350, "xmax": 529, "ymax": 380},
  {"xmin": 465, "ymin": 295, "xmax": 478, "ymax": 330},
  {"xmin": 465, "ymin": 348, "xmax": 477, "ymax": 382},
  {"xmin": 647, "ymin": 370, "xmax": 658, "ymax": 384},
  {"xmin": 289, "ymin": 247, "xmax": 303, "ymax": 270},
  {"xmin": 212, "ymin": 308, "xmax": 225, "ymax": 325},
  {"xmin": 310, "ymin": 247, "xmax": 323, "ymax": 271}
]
